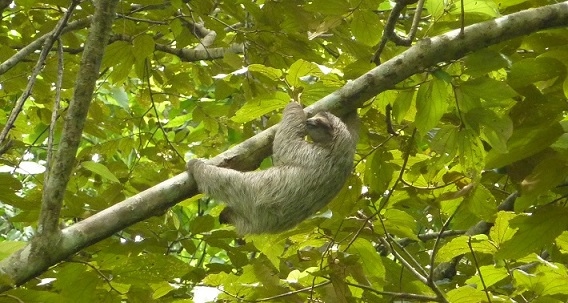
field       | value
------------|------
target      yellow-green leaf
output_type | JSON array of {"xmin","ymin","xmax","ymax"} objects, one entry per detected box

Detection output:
[{"xmin": 81, "ymin": 161, "xmax": 120, "ymax": 183}]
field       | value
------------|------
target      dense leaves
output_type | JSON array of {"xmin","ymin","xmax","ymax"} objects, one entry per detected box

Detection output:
[{"xmin": 1, "ymin": 0, "xmax": 568, "ymax": 302}]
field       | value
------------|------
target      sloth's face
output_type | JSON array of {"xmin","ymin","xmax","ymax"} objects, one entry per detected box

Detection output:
[{"xmin": 306, "ymin": 113, "xmax": 334, "ymax": 144}]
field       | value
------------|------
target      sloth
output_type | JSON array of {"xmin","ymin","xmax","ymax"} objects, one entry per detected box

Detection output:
[{"xmin": 186, "ymin": 102, "xmax": 358, "ymax": 235}]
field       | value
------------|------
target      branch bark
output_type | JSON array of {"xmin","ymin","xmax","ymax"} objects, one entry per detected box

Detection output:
[
  {"xmin": 1, "ymin": 1, "xmax": 567, "ymax": 292},
  {"xmin": 0, "ymin": 0, "xmax": 118, "ymax": 290}
]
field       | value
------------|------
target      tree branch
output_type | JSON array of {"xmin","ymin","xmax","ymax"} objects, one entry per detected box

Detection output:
[
  {"xmin": 0, "ymin": 18, "xmax": 91, "ymax": 76},
  {"xmin": 0, "ymin": 0, "xmax": 117, "ymax": 291},
  {"xmin": 0, "ymin": 1, "xmax": 567, "ymax": 292},
  {"xmin": 0, "ymin": 1, "xmax": 79, "ymax": 147}
]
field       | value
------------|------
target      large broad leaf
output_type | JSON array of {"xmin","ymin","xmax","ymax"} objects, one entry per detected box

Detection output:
[
  {"xmin": 489, "ymin": 211, "xmax": 517, "ymax": 246},
  {"xmin": 286, "ymin": 59, "xmax": 322, "ymax": 88},
  {"xmin": 485, "ymin": 122, "xmax": 564, "ymax": 169},
  {"xmin": 81, "ymin": 161, "xmax": 120, "ymax": 183},
  {"xmin": 436, "ymin": 235, "xmax": 496, "ymax": 263},
  {"xmin": 520, "ymin": 154, "xmax": 568, "ymax": 197},
  {"xmin": 457, "ymin": 128, "xmax": 486, "ymax": 176},
  {"xmin": 383, "ymin": 208, "xmax": 419, "ymax": 240},
  {"xmin": 351, "ymin": 10, "xmax": 382, "ymax": 46},
  {"xmin": 346, "ymin": 238, "xmax": 386, "ymax": 283},
  {"xmin": 364, "ymin": 149, "xmax": 394, "ymax": 195},
  {"xmin": 231, "ymin": 92, "xmax": 289, "ymax": 123},
  {"xmin": 132, "ymin": 34, "xmax": 155, "ymax": 61},
  {"xmin": 304, "ymin": 0, "xmax": 350, "ymax": 15},
  {"xmin": 465, "ymin": 265, "xmax": 508, "ymax": 289},
  {"xmin": 496, "ymin": 206, "xmax": 568, "ymax": 260},
  {"xmin": 513, "ymin": 264, "xmax": 568, "ymax": 296},
  {"xmin": 448, "ymin": 0, "xmax": 500, "ymax": 18},
  {"xmin": 415, "ymin": 78, "xmax": 449, "ymax": 135},
  {"xmin": 464, "ymin": 107, "xmax": 513, "ymax": 153},
  {"xmin": 460, "ymin": 77, "xmax": 518, "ymax": 104},
  {"xmin": 447, "ymin": 286, "xmax": 492, "ymax": 303},
  {"xmin": 248, "ymin": 64, "xmax": 283, "ymax": 81},
  {"xmin": 101, "ymin": 41, "xmax": 135, "ymax": 83},
  {"xmin": 508, "ymin": 57, "xmax": 566, "ymax": 88}
]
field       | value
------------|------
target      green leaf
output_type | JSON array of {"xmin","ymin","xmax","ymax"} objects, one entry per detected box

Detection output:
[
  {"xmin": 436, "ymin": 235, "xmax": 496, "ymax": 263},
  {"xmin": 489, "ymin": 211, "xmax": 517, "ymax": 246},
  {"xmin": 249, "ymin": 234, "xmax": 287, "ymax": 268},
  {"xmin": 465, "ymin": 265, "xmax": 508, "ymax": 289},
  {"xmin": 286, "ymin": 59, "xmax": 322, "ymax": 88},
  {"xmin": 464, "ymin": 184, "xmax": 496, "ymax": 221},
  {"xmin": 486, "ymin": 122, "xmax": 564, "ymax": 169},
  {"xmin": 151, "ymin": 281, "xmax": 175, "ymax": 299},
  {"xmin": 461, "ymin": 77, "xmax": 518, "ymax": 103},
  {"xmin": 81, "ymin": 161, "xmax": 120, "ymax": 183},
  {"xmin": 513, "ymin": 264, "xmax": 568, "ymax": 296},
  {"xmin": 364, "ymin": 149, "xmax": 394, "ymax": 195},
  {"xmin": 520, "ymin": 155, "xmax": 568, "ymax": 197},
  {"xmin": 132, "ymin": 34, "xmax": 155, "ymax": 60},
  {"xmin": 0, "ymin": 241, "xmax": 26, "ymax": 259},
  {"xmin": 447, "ymin": 286, "xmax": 491, "ymax": 303},
  {"xmin": 189, "ymin": 215, "xmax": 215, "ymax": 234},
  {"xmin": 424, "ymin": 0, "xmax": 446, "ymax": 19},
  {"xmin": 53, "ymin": 263, "xmax": 99, "ymax": 300},
  {"xmin": 231, "ymin": 92, "xmax": 289, "ymax": 123},
  {"xmin": 498, "ymin": 0, "xmax": 530, "ymax": 8},
  {"xmin": 110, "ymin": 86, "xmax": 130, "ymax": 110},
  {"xmin": 464, "ymin": 49, "xmax": 510, "ymax": 77},
  {"xmin": 248, "ymin": 64, "xmax": 283, "ymax": 81},
  {"xmin": 415, "ymin": 79, "xmax": 449, "ymax": 135},
  {"xmin": 465, "ymin": 108, "xmax": 513, "ymax": 153},
  {"xmin": 383, "ymin": 209, "xmax": 418, "ymax": 240},
  {"xmin": 102, "ymin": 41, "xmax": 135, "ymax": 83},
  {"xmin": 305, "ymin": 0, "xmax": 350, "ymax": 15},
  {"xmin": 351, "ymin": 10, "xmax": 382, "ymax": 46},
  {"xmin": 496, "ymin": 206, "xmax": 568, "ymax": 260},
  {"xmin": 164, "ymin": 113, "xmax": 192, "ymax": 128},
  {"xmin": 457, "ymin": 128, "xmax": 486, "ymax": 176},
  {"xmin": 557, "ymin": 231, "xmax": 568, "ymax": 254},
  {"xmin": 508, "ymin": 57, "xmax": 566, "ymax": 88},
  {"xmin": 431, "ymin": 126, "xmax": 459, "ymax": 160},
  {"xmin": 347, "ymin": 238, "xmax": 386, "ymax": 282},
  {"xmin": 328, "ymin": 175, "xmax": 361, "ymax": 218},
  {"xmin": 392, "ymin": 90, "xmax": 415, "ymax": 123},
  {"xmin": 449, "ymin": 0, "xmax": 499, "ymax": 17}
]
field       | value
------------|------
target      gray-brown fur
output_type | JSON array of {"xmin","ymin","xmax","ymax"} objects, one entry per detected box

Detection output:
[{"xmin": 186, "ymin": 102, "xmax": 358, "ymax": 235}]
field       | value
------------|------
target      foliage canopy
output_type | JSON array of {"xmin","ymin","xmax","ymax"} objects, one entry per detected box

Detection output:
[{"xmin": 1, "ymin": 0, "xmax": 568, "ymax": 302}]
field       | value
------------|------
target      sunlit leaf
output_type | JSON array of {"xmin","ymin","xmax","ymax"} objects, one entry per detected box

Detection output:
[
  {"xmin": 465, "ymin": 265, "xmax": 508, "ymax": 289},
  {"xmin": 489, "ymin": 211, "xmax": 517, "ymax": 246},
  {"xmin": 286, "ymin": 59, "xmax": 322, "ymax": 88},
  {"xmin": 496, "ymin": 206, "xmax": 568, "ymax": 260},
  {"xmin": 347, "ymin": 239, "xmax": 386, "ymax": 282},
  {"xmin": 415, "ymin": 78, "xmax": 449, "ymax": 135},
  {"xmin": 447, "ymin": 286, "xmax": 490, "ymax": 303},
  {"xmin": 231, "ymin": 92, "xmax": 289, "ymax": 123},
  {"xmin": 81, "ymin": 161, "xmax": 120, "ymax": 183},
  {"xmin": 0, "ymin": 241, "xmax": 26, "ymax": 259},
  {"xmin": 351, "ymin": 10, "xmax": 382, "ymax": 46}
]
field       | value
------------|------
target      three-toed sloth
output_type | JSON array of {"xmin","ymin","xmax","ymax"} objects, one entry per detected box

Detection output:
[{"xmin": 186, "ymin": 102, "xmax": 358, "ymax": 235}]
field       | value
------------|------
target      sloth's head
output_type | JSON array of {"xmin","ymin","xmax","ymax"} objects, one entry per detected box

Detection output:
[{"xmin": 306, "ymin": 112, "xmax": 337, "ymax": 144}]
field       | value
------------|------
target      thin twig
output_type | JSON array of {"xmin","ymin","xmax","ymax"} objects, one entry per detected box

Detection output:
[
  {"xmin": 468, "ymin": 237, "xmax": 492, "ymax": 302},
  {"xmin": 0, "ymin": 0, "xmax": 79, "ymax": 146},
  {"xmin": 345, "ymin": 281, "xmax": 440, "ymax": 302}
]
